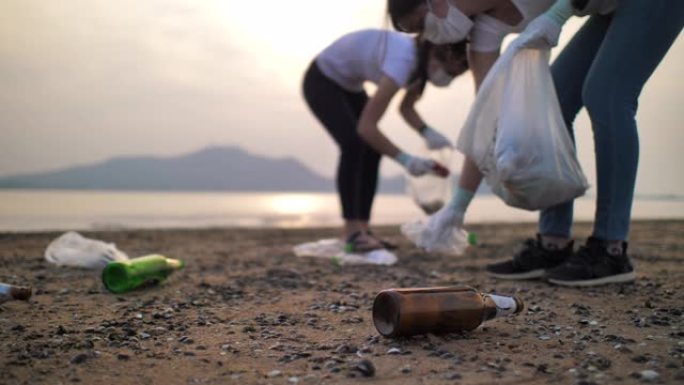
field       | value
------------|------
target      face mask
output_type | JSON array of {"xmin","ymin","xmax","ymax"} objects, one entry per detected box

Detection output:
[
  {"xmin": 428, "ymin": 67, "xmax": 455, "ymax": 87},
  {"xmin": 423, "ymin": 0, "xmax": 474, "ymax": 44}
]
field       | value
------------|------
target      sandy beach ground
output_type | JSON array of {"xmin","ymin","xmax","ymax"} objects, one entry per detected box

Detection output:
[{"xmin": 1, "ymin": 220, "xmax": 682, "ymax": 385}]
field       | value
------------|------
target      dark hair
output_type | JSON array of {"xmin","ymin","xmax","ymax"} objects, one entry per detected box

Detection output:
[
  {"xmin": 409, "ymin": 39, "xmax": 469, "ymax": 95},
  {"xmin": 387, "ymin": 0, "xmax": 424, "ymax": 31}
]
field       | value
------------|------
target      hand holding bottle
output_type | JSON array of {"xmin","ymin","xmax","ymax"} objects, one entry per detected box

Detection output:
[{"xmin": 395, "ymin": 152, "xmax": 449, "ymax": 177}]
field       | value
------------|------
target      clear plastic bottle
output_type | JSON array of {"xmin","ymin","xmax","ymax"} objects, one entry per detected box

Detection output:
[{"xmin": 373, "ymin": 286, "xmax": 523, "ymax": 337}]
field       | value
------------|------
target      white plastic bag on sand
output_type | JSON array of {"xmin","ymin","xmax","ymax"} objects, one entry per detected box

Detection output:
[
  {"xmin": 45, "ymin": 231, "xmax": 129, "ymax": 269},
  {"xmin": 293, "ymin": 239, "xmax": 397, "ymax": 266},
  {"xmin": 401, "ymin": 218, "xmax": 469, "ymax": 255},
  {"xmin": 405, "ymin": 148, "xmax": 454, "ymax": 214},
  {"xmin": 456, "ymin": 41, "xmax": 588, "ymax": 211}
]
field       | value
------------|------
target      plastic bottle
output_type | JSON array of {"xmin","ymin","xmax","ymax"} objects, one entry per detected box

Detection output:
[
  {"xmin": 0, "ymin": 283, "xmax": 32, "ymax": 304},
  {"xmin": 372, "ymin": 286, "xmax": 524, "ymax": 337},
  {"xmin": 102, "ymin": 254, "xmax": 185, "ymax": 293}
]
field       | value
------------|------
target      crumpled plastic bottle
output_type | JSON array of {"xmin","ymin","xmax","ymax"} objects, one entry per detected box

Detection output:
[{"xmin": 401, "ymin": 219, "xmax": 470, "ymax": 255}]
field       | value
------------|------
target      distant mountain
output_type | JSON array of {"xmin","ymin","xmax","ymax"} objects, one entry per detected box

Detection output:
[{"xmin": 0, "ymin": 146, "xmax": 416, "ymax": 193}]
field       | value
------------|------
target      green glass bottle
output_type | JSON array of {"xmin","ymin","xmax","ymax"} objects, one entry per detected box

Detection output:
[{"xmin": 102, "ymin": 254, "xmax": 185, "ymax": 293}]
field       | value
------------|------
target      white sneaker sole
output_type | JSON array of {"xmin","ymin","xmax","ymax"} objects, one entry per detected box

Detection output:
[
  {"xmin": 487, "ymin": 269, "xmax": 546, "ymax": 280},
  {"xmin": 548, "ymin": 272, "xmax": 636, "ymax": 287}
]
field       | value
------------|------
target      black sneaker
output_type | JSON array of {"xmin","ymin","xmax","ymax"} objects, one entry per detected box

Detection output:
[
  {"xmin": 547, "ymin": 236, "xmax": 635, "ymax": 287},
  {"xmin": 486, "ymin": 234, "xmax": 574, "ymax": 280}
]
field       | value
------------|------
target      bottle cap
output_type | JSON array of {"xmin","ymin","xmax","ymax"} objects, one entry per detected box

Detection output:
[
  {"xmin": 489, "ymin": 294, "xmax": 524, "ymax": 317},
  {"xmin": 10, "ymin": 286, "xmax": 32, "ymax": 301},
  {"xmin": 467, "ymin": 232, "xmax": 478, "ymax": 246}
]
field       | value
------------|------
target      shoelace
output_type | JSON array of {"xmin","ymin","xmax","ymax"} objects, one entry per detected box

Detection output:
[
  {"xmin": 566, "ymin": 243, "xmax": 603, "ymax": 267},
  {"xmin": 512, "ymin": 238, "xmax": 543, "ymax": 265}
]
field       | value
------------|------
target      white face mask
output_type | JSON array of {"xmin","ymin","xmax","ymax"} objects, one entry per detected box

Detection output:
[
  {"xmin": 423, "ymin": 0, "xmax": 474, "ymax": 44},
  {"xmin": 428, "ymin": 67, "xmax": 455, "ymax": 87}
]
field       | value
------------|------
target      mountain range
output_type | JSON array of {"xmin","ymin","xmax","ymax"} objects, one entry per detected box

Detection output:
[{"xmin": 0, "ymin": 146, "xmax": 413, "ymax": 193}]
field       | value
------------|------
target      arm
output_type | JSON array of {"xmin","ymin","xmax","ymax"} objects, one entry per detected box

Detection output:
[
  {"xmin": 468, "ymin": 49, "xmax": 499, "ymax": 90},
  {"xmin": 400, "ymin": 82, "xmax": 455, "ymax": 150},
  {"xmin": 425, "ymin": 49, "xmax": 499, "ymax": 231},
  {"xmin": 399, "ymin": 81, "xmax": 427, "ymax": 134},
  {"xmin": 357, "ymin": 76, "xmax": 403, "ymax": 158},
  {"xmin": 358, "ymin": 76, "xmax": 446, "ymax": 177},
  {"xmin": 456, "ymin": 49, "xmax": 499, "ymax": 191}
]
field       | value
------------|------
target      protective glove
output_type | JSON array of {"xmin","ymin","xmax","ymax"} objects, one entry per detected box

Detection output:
[
  {"xmin": 401, "ymin": 204, "xmax": 468, "ymax": 254},
  {"xmin": 421, "ymin": 126, "xmax": 453, "ymax": 150},
  {"xmin": 394, "ymin": 152, "xmax": 436, "ymax": 177},
  {"xmin": 517, "ymin": 0, "xmax": 574, "ymax": 49},
  {"xmin": 428, "ymin": 204, "xmax": 464, "ymax": 231}
]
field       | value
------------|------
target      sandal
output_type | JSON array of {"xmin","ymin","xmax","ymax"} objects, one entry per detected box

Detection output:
[
  {"xmin": 367, "ymin": 230, "xmax": 398, "ymax": 250},
  {"xmin": 345, "ymin": 231, "xmax": 385, "ymax": 253}
]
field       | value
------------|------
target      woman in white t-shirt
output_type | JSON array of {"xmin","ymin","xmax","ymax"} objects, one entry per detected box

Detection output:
[{"xmin": 302, "ymin": 29, "xmax": 469, "ymax": 252}]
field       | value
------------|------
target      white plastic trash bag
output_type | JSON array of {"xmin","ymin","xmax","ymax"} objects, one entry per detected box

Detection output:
[
  {"xmin": 293, "ymin": 238, "xmax": 397, "ymax": 266},
  {"xmin": 456, "ymin": 42, "xmax": 588, "ymax": 210},
  {"xmin": 405, "ymin": 148, "xmax": 454, "ymax": 214},
  {"xmin": 400, "ymin": 218, "xmax": 469, "ymax": 255},
  {"xmin": 45, "ymin": 231, "xmax": 129, "ymax": 269}
]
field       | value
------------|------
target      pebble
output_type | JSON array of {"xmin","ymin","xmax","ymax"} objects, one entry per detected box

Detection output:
[
  {"xmin": 387, "ymin": 347, "xmax": 401, "ymax": 355},
  {"xmin": 70, "ymin": 353, "xmax": 88, "ymax": 364},
  {"xmin": 445, "ymin": 372, "xmax": 462, "ymax": 380},
  {"xmin": 638, "ymin": 370, "xmax": 659, "ymax": 382},
  {"xmin": 354, "ymin": 359, "xmax": 375, "ymax": 377}
]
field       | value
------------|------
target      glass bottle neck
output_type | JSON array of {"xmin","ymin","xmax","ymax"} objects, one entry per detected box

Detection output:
[{"xmin": 482, "ymin": 294, "xmax": 523, "ymax": 321}]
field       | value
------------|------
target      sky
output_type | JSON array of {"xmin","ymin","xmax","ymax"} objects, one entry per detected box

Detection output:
[{"xmin": 1, "ymin": 0, "xmax": 682, "ymax": 196}]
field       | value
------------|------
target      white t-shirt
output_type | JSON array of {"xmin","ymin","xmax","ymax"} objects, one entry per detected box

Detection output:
[
  {"xmin": 470, "ymin": 0, "xmax": 557, "ymax": 52},
  {"xmin": 316, "ymin": 29, "xmax": 417, "ymax": 92}
]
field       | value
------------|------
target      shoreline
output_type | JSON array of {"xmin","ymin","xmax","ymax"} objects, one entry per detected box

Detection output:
[{"xmin": 2, "ymin": 218, "xmax": 684, "ymax": 235}]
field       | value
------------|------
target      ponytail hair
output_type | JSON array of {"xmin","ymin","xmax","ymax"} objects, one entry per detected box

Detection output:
[
  {"xmin": 387, "ymin": 0, "xmax": 424, "ymax": 31},
  {"xmin": 408, "ymin": 37, "xmax": 433, "ymax": 96}
]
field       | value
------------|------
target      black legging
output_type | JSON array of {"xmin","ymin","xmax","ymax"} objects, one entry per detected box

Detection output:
[{"xmin": 302, "ymin": 61, "xmax": 381, "ymax": 221}]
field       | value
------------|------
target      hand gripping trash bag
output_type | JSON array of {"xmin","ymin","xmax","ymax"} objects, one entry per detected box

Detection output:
[
  {"xmin": 456, "ymin": 42, "xmax": 588, "ymax": 210},
  {"xmin": 405, "ymin": 147, "xmax": 454, "ymax": 215}
]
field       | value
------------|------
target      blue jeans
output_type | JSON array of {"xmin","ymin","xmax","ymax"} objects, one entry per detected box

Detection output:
[{"xmin": 539, "ymin": 0, "xmax": 684, "ymax": 241}]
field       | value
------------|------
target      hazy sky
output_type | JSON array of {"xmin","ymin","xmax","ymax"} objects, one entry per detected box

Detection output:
[{"xmin": 1, "ymin": 0, "xmax": 682, "ymax": 195}]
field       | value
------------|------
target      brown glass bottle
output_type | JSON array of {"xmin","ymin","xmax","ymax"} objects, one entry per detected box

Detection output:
[
  {"xmin": 0, "ymin": 283, "xmax": 32, "ymax": 304},
  {"xmin": 372, "ymin": 286, "xmax": 524, "ymax": 337}
]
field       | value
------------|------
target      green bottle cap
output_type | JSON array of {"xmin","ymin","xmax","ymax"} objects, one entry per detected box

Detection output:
[{"xmin": 467, "ymin": 232, "xmax": 478, "ymax": 246}]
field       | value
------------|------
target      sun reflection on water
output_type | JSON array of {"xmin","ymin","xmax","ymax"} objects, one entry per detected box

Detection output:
[{"xmin": 268, "ymin": 194, "xmax": 322, "ymax": 215}]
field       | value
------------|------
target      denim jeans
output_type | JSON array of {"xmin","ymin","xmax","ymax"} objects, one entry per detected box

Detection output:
[{"xmin": 539, "ymin": 0, "xmax": 684, "ymax": 241}]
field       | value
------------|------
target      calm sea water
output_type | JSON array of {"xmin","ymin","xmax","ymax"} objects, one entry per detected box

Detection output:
[{"xmin": 0, "ymin": 189, "xmax": 682, "ymax": 232}]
